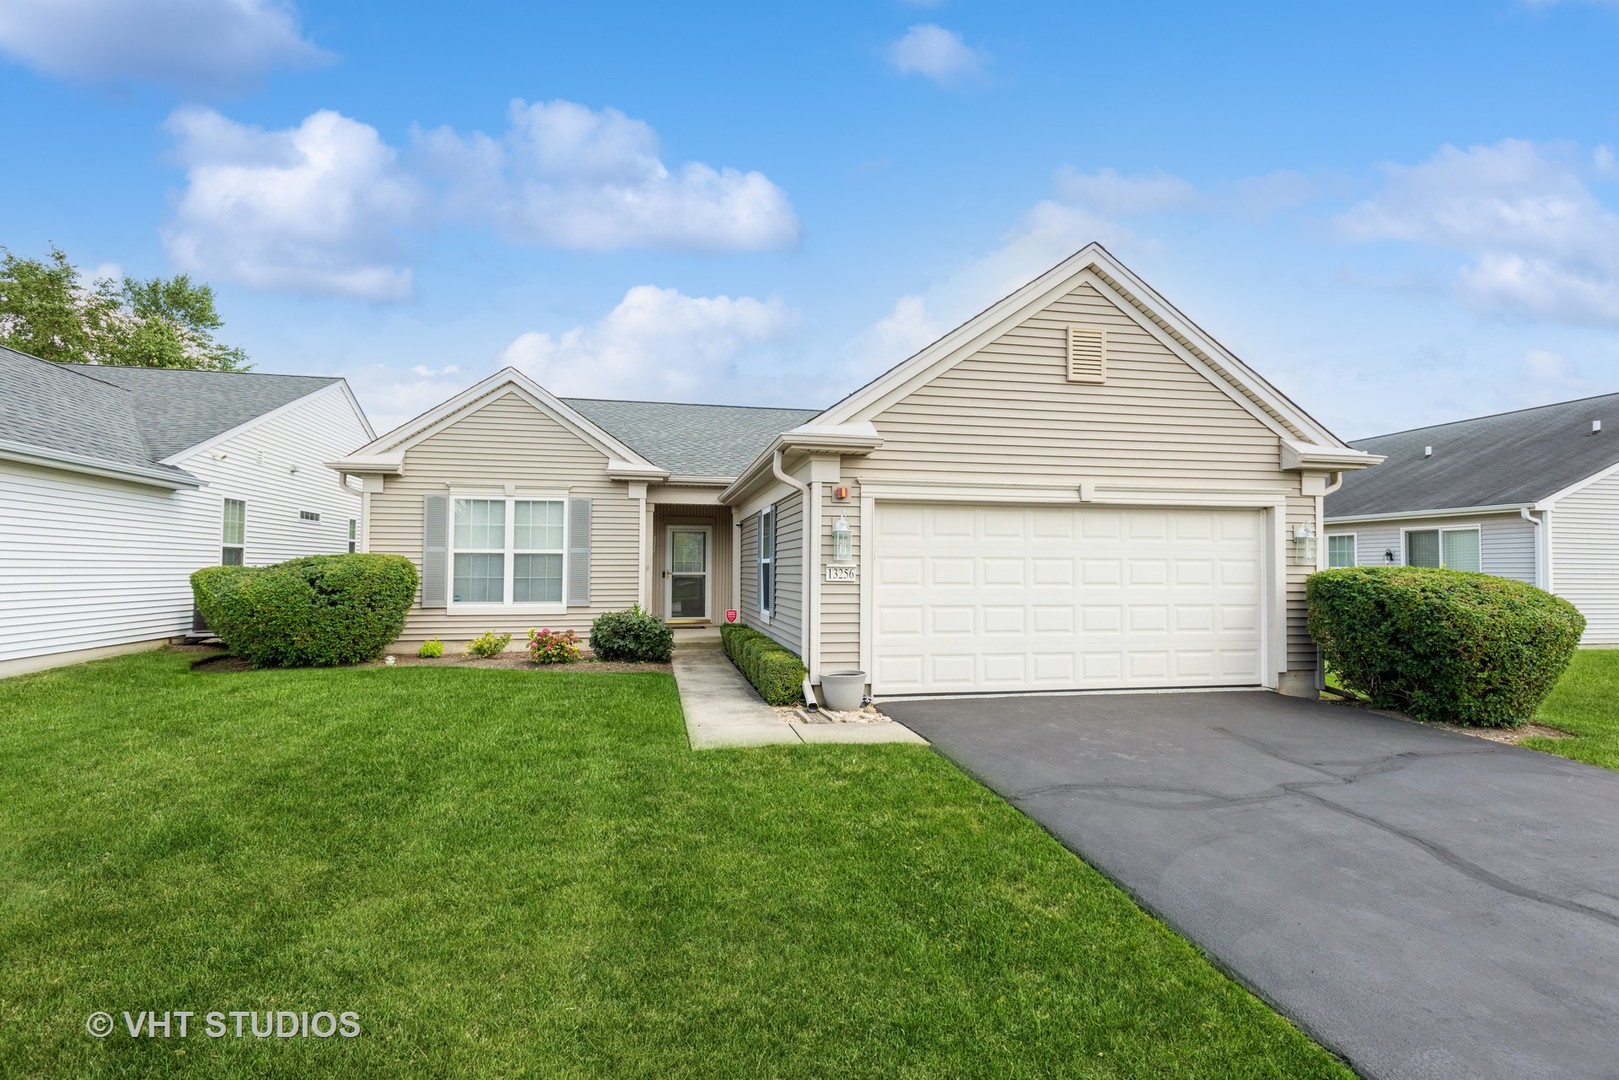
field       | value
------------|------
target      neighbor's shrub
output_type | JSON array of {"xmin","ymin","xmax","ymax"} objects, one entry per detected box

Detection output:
[
  {"xmin": 1307, "ymin": 566, "xmax": 1585, "ymax": 728},
  {"xmin": 589, "ymin": 605, "xmax": 674, "ymax": 662},
  {"xmin": 418, "ymin": 637, "xmax": 445, "ymax": 659},
  {"xmin": 720, "ymin": 623, "xmax": 807, "ymax": 705},
  {"xmin": 191, "ymin": 554, "xmax": 417, "ymax": 668},
  {"xmin": 528, "ymin": 627, "xmax": 581, "ymax": 664},
  {"xmin": 465, "ymin": 631, "xmax": 512, "ymax": 658}
]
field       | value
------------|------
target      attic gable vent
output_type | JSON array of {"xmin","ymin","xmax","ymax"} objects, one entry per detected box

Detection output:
[{"xmin": 1066, "ymin": 325, "xmax": 1107, "ymax": 384}]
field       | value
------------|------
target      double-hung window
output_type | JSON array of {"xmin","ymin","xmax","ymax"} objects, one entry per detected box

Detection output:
[
  {"xmin": 221, "ymin": 499, "xmax": 246, "ymax": 565},
  {"xmin": 1404, "ymin": 526, "xmax": 1481, "ymax": 572},
  {"xmin": 348, "ymin": 519, "xmax": 358, "ymax": 554},
  {"xmin": 758, "ymin": 505, "xmax": 775, "ymax": 616},
  {"xmin": 451, "ymin": 497, "xmax": 566, "ymax": 606},
  {"xmin": 1327, "ymin": 534, "xmax": 1356, "ymax": 568}
]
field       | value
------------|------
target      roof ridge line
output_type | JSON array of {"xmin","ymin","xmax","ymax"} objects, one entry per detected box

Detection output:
[{"xmin": 561, "ymin": 395, "xmax": 822, "ymax": 413}]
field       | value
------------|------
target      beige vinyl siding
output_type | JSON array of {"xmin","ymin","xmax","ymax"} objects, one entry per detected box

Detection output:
[
  {"xmin": 650, "ymin": 506, "xmax": 734, "ymax": 620},
  {"xmin": 1331, "ymin": 512, "xmax": 1537, "ymax": 582},
  {"xmin": 852, "ymin": 278, "xmax": 1315, "ymax": 677},
  {"xmin": 820, "ymin": 481, "xmax": 861, "ymax": 671},
  {"xmin": 367, "ymin": 390, "xmax": 638, "ymax": 642},
  {"xmin": 1285, "ymin": 495, "xmax": 1316, "ymax": 670},
  {"xmin": 736, "ymin": 493, "xmax": 803, "ymax": 655},
  {"xmin": 1553, "ymin": 471, "xmax": 1619, "ymax": 644}
]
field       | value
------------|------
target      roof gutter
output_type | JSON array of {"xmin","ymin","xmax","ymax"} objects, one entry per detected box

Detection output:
[
  {"xmin": 0, "ymin": 439, "xmax": 201, "ymax": 490},
  {"xmin": 1326, "ymin": 502, "xmax": 1546, "ymax": 524},
  {"xmin": 1280, "ymin": 440, "xmax": 1384, "ymax": 472},
  {"xmin": 719, "ymin": 422, "xmax": 883, "ymax": 505}
]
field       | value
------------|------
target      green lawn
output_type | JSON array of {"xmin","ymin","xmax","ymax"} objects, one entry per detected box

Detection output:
[
  {"xmin": 0, "ymin": 650, "xmax": 1349, "ymax": 1079},
  {"xmin": 1527, "ymin": 649, "xmax": 1619, "ymax": 769}
]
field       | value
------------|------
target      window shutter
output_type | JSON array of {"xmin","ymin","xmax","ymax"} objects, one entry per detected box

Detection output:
[
  {"xmin": 567, "ymin": 497, "xmax": 592, "ymax": 606},
  {"xmin": 1067, "ymin": 326, "xmax": 1106, "ymax": 383},
  {"xmin": 422, "ymin": 495, "xmax": 449, "ymax": 608}
]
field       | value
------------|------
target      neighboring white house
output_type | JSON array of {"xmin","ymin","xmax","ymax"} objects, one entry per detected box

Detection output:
[
  {"xmin": 1325, "ymin": 392, "xmax": 1619, "ymax": 645},
  {"xmin": 0, "ymin": 346, "xmax": 374, "ymax": 675}
]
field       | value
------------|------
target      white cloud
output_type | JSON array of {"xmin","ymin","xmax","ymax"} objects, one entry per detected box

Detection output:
[
  {"xmin": 1054, "ymin": 167, "xmax": 1199, "ymax": 216},
  {"xmin": 162, "ymin": 98, "xmax": 799, "ymax": 300},
  {"xmin": 162, "ymin": 107, "xmax": 419, "ymax": 301},
  {"xmin": 413, "ymin": 99, "xmax": 800, "ymax": 251},
  {"xmin": 885, "ymin": 24, "xmax": 985, "ymax": 87},
  {"xmin": 500, "ymin": 286, "xmax": 801, "ymax": 400},
  {"xmin": 0, "ymin": 0, "xmax": 329, "ymax": 91},
  {"xmin": 1337, "ymin": 139, "xmax": 1619, "ymax": 325}
]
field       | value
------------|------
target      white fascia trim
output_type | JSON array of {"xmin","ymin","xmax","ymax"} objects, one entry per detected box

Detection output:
[
  {"xmin": 1281, "ymin": 440, "xmax": 1383, "ymax": 472},
  {"xmin": 858, "ymin": 479, "xmax": 1288, "ymax": 509},
  {"xmin": 1325, "ymin": 504, "xmax": 1540, "ymax": 524},
  {"xmin": 0, "ymin": 440, "xmax": 201, "ymax": 490},
  {"xmin": 813, "ymin": 244, "xmax": 1347, "ymax": 448},
  {"xmin": 162, "ymin": 380, "xmax": 365, "ymax": 465},
  {"xmin": 719, "ymin": 423, "xmax": 882, "ymax": 505},
  {"xmin": 347, "ymin": 367, "xmax": 664, "ymax": 474},
  {"xmin": 1536, "ymin": 457, "xmax": 1619, "ymax": 507},
  {"xmin": 327, "ymin": 451, "xmax": 404, "ymax": 475},
  {"xmin": 662, "ymin": 475, "xmax": 736, "ymax": 487}
]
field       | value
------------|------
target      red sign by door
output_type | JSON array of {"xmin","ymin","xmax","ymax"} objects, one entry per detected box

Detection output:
[{"xmin": 724, "ymin": 609, "xmax": 738, "ymax": 624}]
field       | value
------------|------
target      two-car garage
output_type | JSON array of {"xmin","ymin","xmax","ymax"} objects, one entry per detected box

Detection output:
[{"xmin": 870, "ymin": 502, "xmax": 1268, "ymax": 696}]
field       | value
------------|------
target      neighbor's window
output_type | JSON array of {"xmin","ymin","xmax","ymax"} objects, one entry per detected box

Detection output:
[
  {"xmin": 451, "ymin": 497, "xmax": 565, "ymax": 606},
  {"xmin": 1327, "ymin": 534, "xmax": 1356, "ymax": 568},
  {"xmin": 759, "ymin": 504, "xmax": 775, "ymax": 615},
  {"xmin": 1405, "ymin": 527, "xmax": 1481, "ymax": 572},
  {"xmin": 221, "ymin": 498, "xmax": 246, "ymax": 565},
  {"xmin": 299, "ymin": 510, "xmax": 321, "ymax": 522},
  {"xmin": 348, "ymin": 518, "xmax": 358, "ymax": 554}
]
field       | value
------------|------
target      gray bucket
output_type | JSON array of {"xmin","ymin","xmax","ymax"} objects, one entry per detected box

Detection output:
[{"xmin": 820, "ymin": 671, "xmax": 866, "ymax": 712}]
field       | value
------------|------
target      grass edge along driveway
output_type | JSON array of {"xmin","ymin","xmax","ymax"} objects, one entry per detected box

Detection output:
[{"xmin": 0, "ymin": 650, "xmax": 1351, "ymax": 1078}]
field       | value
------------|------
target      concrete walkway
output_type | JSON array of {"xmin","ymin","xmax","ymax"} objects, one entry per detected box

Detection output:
[{"xmin": 671, "ymin": 642, "xmax": 926, "ymax": 749}]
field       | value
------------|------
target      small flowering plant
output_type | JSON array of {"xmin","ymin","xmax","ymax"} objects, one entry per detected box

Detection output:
[{"xmin": 528, "ymin": 626, "xmax": 581, "ymax": 664}]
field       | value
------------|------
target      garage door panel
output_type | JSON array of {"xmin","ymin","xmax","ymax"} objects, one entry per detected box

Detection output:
[{"xmin": 873, "ymin": 503, "xmax": 1265, "ymax": 695}]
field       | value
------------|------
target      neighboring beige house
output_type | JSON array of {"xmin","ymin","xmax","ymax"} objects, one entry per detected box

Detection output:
[
  {"xmin": 1326, "ymin": 393, "xmax": 1619, "ymax": 645},
  {"xmin": 333, "ymin": 245, "xmax": 1378, "ymax": 700}
]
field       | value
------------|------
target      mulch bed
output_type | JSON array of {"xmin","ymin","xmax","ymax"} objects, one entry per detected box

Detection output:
[
  {"xmin": 1321, "ymin": 691, "xmax": 1573, "ymax": 744},
  {"xmin": 181, "ymin": 644, "xmax": 670, "ymax": 675}
]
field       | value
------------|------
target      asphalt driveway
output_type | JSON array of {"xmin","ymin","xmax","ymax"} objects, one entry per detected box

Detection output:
[{"xmin": 884, "ymin": 691, "xmax": 1619, "ymax": 1080}]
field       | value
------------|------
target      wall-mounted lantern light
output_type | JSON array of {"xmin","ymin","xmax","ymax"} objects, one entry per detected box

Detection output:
[
  {"xmin": 832, "ymin": 514, "xmax": 852, "ymax": 562},
  {"xmin": 1292, "ymin": 523, "xmax": 1317, "ymax": 566}
]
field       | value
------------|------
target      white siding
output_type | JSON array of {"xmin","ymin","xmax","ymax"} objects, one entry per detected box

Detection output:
[
  {"xmin": 1554, "ymin": 471, "xmax": 1619, "ymax": 644},
  {"xmin": 0, "ymin": 384, "xmax": 370, "ymax": 667},
  {"xmin": 1327, "ymin": 511, "xmax": 1537, "ymax": 582},
  {"xmin": 172, "ymin": 384, "xmax": 368, "ymax": 566}
]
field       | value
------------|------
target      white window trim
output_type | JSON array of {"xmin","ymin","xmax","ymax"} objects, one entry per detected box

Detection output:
[
  {"xmin": 1400, "ymin": 524, "xmax": 1482, "ymax": 570},
  {"xmin": 1326, "ymin": 532, "xmax": 1357, "ymax": 568},
  {"xmin": 447, "ymin": 493, "xmax": 569, "ymax": 614},
  {"xmin": 222, "ymin": 497, "xmax": 247, "ymax": 565},
  {"xmin": 758, "ymin": 504, "xmax": 775, "ymax": 622},
  {"xmin": 348, "ymin": 518, "xmax": 358, "ymax": 555}
]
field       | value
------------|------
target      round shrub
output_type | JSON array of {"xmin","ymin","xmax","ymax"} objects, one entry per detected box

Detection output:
[
  {"xmin": 191, "ymin": 554, "xmax": 418, "ymax": 668},
  {"xmin": 1307, "ymin": 566, "xmax": 1584, "ymax": 727},
  {"xmin": 589, "ymin": 606, "xmax": 674, "ymax": 662}
]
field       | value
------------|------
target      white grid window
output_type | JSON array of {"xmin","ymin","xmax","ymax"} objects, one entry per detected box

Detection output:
[
  {"xmin": 221, "ymin": 499, "xmax": 246, "ymax": 565},
  {"xmin": 451, "ymin": 497, "xmax": 566, "ymax": 606},
  {"xmin": 759, "ymin": 505, "xmax": 775, "ymax": 615},
  {"xmin": 1405, "ymin": 527, "xmax": 1481, "ymax": 572},
  {"xmin": 1327, "ymin": 534, "xmax": 1356, "ymax": 568},
  {"xmin": 348, "ymin": 519, "xmax": 358, "ymax": 554}
]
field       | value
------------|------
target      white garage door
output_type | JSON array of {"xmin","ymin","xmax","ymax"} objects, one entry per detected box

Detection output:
[{"xmin": 872, "ymin": 503, "xmax": 1264, "ymax": 695}]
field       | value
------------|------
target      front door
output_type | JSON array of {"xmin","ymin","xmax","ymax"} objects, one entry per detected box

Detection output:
[{"xmin": 666, "ymin": 526, "xmax": 711, "ymax": 621}]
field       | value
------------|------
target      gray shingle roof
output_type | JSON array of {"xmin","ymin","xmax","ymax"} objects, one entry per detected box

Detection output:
[
  {"xmin": 60, "ymin": 363, "xmax": 341, "ymax": 461},
  {"xmin": 1327, "ymin": 391, "xmax": 1619, "ymax": 518},
  {"xmin": 562, "ymin": 397, "xmax": 822, "ymax": 477},
  {"xmin": 0, "ymin": 345, "xmax": 342, "ymax": 483}
]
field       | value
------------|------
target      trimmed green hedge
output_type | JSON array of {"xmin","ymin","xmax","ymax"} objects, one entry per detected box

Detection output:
[
  {"xmin": 590, "ymin": 606, "xmax": 674, "ymax": 662},
  {"xmin": 1307, "ymin": 566, "xmax": 1584, "ymax": 728},
  {"xmin": 720, "ymin": 623, "xmax": 806, "ymax": 705},
  {"xmin": 192, "ymin": 554, "xmax": 418, "ymax": 668}
]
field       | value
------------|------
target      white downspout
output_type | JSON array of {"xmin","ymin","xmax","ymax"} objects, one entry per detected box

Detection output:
[
  {"xmin": 770, "ymin": 449, "xmax": 818, "ymax": 706},
  {"xmin": 1521, "ymin": 506, "xmax": 1545, "ymax": 589}
]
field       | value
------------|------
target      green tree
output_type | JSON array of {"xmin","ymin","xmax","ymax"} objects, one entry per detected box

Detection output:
[{"xmin": 0, "ymin": 245, "xmax": 250, "ymax": 370}]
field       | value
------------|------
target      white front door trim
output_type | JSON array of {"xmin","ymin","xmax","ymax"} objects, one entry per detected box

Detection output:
[{"xmin": 664, "ymin": 524, "xmax": 712, "ymax": 621}]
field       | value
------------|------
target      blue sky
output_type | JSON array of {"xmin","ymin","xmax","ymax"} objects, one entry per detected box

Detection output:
[{"xmin": 2, "ymin": 0, "xmax": 1617, "ymax": 438}]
